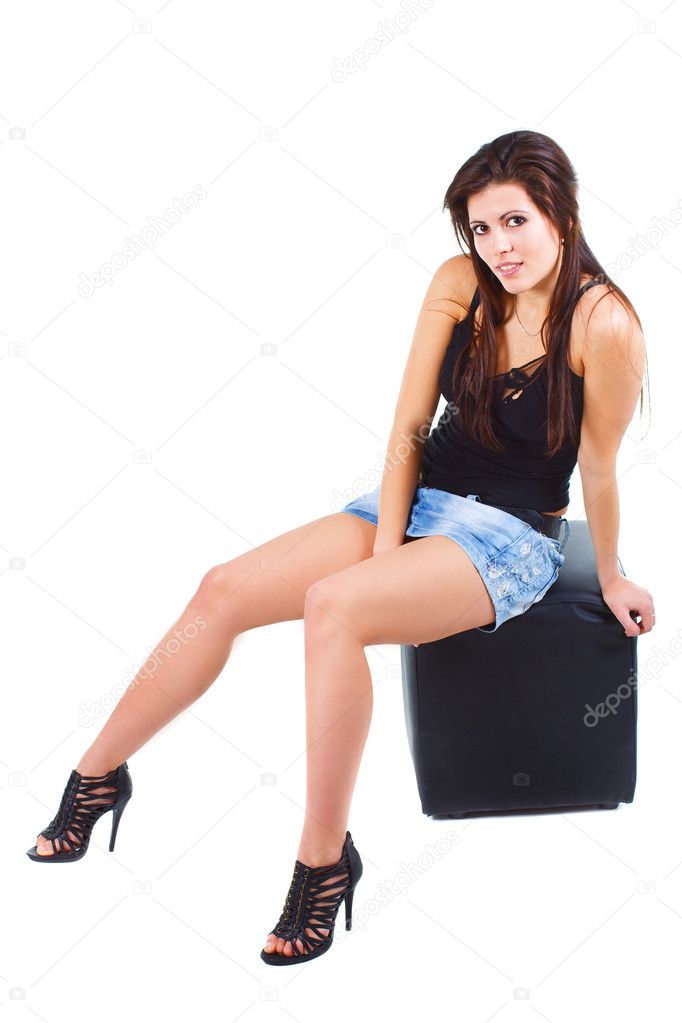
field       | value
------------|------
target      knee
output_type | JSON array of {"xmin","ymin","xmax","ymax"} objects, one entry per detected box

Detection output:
[
  {"xmin": 304, "ymin": 577, "xmax": 357, "ymax": 636},
  {"xmin": 198, "ymin": 563, "xmax": 231, "ymax": 593},
  {"xmin": 194, "ymin": 562, "xmax": 242, "ymax": 613}
]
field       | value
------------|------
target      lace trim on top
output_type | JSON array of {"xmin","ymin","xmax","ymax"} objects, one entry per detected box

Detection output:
[
  {"xmin": 465, "ymin": 278, "xmax": 601, "ymax": 405},
  {"xmin": 493, "ymin": 355, "xmax": 547, "ymax": 403}
]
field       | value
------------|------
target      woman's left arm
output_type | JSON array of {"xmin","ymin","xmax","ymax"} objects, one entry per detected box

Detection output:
[{"xmin": 577, "ymin": 291, "xmax": 653, "ymax": 636}]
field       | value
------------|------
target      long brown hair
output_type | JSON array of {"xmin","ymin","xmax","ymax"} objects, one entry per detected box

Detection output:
[{"xmin": 443, "ymin": 130, "xmax": 649, "ymax": 457}]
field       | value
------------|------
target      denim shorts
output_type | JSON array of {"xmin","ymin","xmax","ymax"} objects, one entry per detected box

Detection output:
[{"xmin": 339, "ymin": 483, "xmax": 570, "ymax": 633}]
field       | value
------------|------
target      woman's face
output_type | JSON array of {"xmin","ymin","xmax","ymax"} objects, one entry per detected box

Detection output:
[{"xmin": 467, "ymin": 181, "xmax": 563, "ymax": 293}]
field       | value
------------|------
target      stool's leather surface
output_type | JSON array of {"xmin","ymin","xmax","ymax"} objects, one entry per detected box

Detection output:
[{"xmin": 400, "ymin": 520, "xmax": 638, "ymax": 818}]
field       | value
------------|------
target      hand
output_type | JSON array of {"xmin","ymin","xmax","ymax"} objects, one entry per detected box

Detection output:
[
  {"xmin": 600, "ymin": 575, "xmax": 655, "ymax": 636},
  {"xmin": 372, "ymin": 537, "xmax": 405, "ymax": 557}
]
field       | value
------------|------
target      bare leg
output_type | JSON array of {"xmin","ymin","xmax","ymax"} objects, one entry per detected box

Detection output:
[
  {"xmin": 264, "ymin": 533, "xmax": 496, "ymax": 956},
  {"xmin": 33, "ymin": 511, "xmax": 377, "ymax": 855}
]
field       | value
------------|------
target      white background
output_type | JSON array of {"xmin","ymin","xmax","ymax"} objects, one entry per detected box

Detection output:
[{"xmin": 1, "ymin": 0, "xmax": 679, "ymax": 1019}]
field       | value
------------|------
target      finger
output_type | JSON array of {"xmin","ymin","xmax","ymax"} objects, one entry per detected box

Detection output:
[
  {"xmin": 622, "ymin": 611, "xmax": 642, "ymax": 637},
  {"xmin": 625, "ymin": 609, "xmax": 646, "ymax": 634},
  {"xmin": 631, "ymin": 609, "xmax": 645, "ymax": 632}
]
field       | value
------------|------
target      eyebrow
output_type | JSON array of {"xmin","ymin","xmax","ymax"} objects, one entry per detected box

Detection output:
[{"xmin": 468, "ymin": 209, "xmax": 530, "ymax": 226}]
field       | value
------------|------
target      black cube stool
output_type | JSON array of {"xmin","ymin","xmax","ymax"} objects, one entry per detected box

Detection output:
[{"xmin": 400, "ymin": 520, "xmax": 638, "ymax": 819}]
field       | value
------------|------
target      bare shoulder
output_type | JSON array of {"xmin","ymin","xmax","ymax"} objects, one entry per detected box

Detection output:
[
  {"xmin": 421, "ymin": 254, "xmax": 477, "ymax": 323},
  {"xmin": 391, "ymin": 256, "xmax": 480, "ymax": 431},
  {"xmin": 576, "ymin": 282, "xmax": 645, "ymax": 378}
]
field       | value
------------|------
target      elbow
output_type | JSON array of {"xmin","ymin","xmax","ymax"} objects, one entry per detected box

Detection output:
[{"xmin": 577, "ymin": 440, "xmax": 618, "ymax": 476}]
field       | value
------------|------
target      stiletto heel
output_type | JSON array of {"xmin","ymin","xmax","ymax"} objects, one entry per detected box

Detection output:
[
  {"xmin": 260, "ymin": 830, "xmax": 363, "ymax": 965},
  {"xmin": 109, "ymin": 795, "xmax": 131, "ymax": 851},
  {"xmin": 26, "ymin": 761, "xmax": 133, "ymax": 862},
  {"xmin": 344, "ymin": 885, "xmax": 355, "ymax": 930}
]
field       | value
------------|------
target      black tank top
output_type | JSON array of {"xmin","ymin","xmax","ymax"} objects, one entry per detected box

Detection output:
[{"xmin": 420, "ymin": 278, "xmax": 602, "ymax": 513}]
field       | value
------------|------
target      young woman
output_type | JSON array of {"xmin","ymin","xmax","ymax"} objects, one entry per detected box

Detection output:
[{"xmin": 26, "ymin": 130, "xmax": 654, "ymax": 967}]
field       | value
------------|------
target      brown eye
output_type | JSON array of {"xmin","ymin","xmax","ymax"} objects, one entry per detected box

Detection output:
[{"xmin": 471, "ymin": 216, "xmax": 525, "ymax": 236}]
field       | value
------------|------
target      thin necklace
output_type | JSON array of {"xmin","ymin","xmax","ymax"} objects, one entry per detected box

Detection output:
[{"xmin": 513, "ymin": 296, "xmax": 543, "ymax": 337}]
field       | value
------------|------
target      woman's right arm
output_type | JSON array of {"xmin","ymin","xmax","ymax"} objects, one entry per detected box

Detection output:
[{"xmin": 373, "ymin": 254, "xmax": 472, "ymax": 555}]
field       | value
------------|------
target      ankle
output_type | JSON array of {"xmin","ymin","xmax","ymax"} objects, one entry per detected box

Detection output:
[
  {"xmin": 75, "ymin": 757, "xmax": 119, "ymax": 777},
  {"xmin": 296, "ymin": 837, "xmax": 346, "ymax": 867}
]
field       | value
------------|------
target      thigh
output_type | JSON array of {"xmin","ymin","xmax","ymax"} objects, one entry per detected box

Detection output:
[
  {"xmin": 199, "ymin": 511, "xmax": 378, "ymax": 633},
  {"xmin": 308, "ymin": 534, "xmax": 496, "ymax": 644}
]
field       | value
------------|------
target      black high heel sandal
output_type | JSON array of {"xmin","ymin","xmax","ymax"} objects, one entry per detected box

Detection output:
[
  {"xmin": 26, "ymin": 762, "xmax": 133, "ymax": 862},
  {"xmin": 260, "ymin": 830, "xmax": 363, "ymax": 965}
]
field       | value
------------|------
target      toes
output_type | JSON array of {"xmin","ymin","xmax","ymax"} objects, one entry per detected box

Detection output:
[
  {"xmin": 262, "ymin": 933, "xmax": 312, "ymax": 958},
  {"xmin": 34, "ymin": 829, "xmax": 81, "ymax": 856}
]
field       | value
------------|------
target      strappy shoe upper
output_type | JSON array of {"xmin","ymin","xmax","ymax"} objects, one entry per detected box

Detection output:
[
  {"xmin": 261, "ymin": 830, "xmax": 363, "ymax": 963},
  {"xmin": 33, "ymin": 766, "xmax": 123, "ymax": 857},
  {"xmin": 270, "ymin": 850, "xmax": 352, "ymax": 957},
  {"xmin": 42, "ymin": 768, "xmax": 120, "ymax": 855}
]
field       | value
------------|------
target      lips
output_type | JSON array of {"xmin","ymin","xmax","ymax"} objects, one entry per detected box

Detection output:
[{"xmin": 497, "ymin": 262, "xmax": 523, "ymax": 278}]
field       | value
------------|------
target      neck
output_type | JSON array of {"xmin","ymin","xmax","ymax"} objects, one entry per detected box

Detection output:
[
  {"xmin": 506, "ymin": 260, "xmax": 561, "ymax": 326},
  {"xmin": 511, "ymin": 291, "xmax": 549, "ymax": 329}
]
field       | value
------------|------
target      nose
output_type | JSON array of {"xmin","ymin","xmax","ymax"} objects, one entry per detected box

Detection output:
[{"xmin": 492, "ymin": 231, "xmax": 512, "ymax": 257}]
